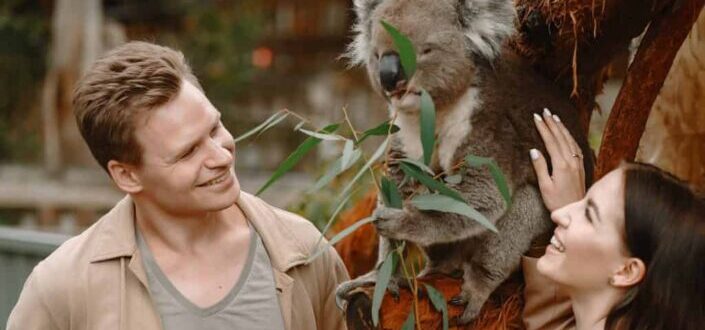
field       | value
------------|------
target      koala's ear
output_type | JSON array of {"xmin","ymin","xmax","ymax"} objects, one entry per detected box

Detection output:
[
  {"xmin": 458, "ymin": 0, "xmax": 516, "ymax": 61},
  {"xmin": 346, "ymin": 0, "xmax": 384, "ymax": 66}
]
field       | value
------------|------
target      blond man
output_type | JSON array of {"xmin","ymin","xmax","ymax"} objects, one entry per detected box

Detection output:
[{"xmin": 7, "ymin": 41, "xmax": 348, "ymax": 330}]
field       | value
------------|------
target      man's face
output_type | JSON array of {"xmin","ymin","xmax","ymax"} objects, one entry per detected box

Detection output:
[{"xmin": 131, "ymin": 80, "xmax": 239, "ymax": 215}]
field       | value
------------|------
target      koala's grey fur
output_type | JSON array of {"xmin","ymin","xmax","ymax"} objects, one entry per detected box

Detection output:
[{"xmin": 336, "ymin": 0, "xmax": 594, "ymax": 324}]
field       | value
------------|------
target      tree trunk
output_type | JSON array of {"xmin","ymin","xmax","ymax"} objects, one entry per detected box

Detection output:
[
  {"xmin": 638, "ymin": 8, "xmax": 705, "ymax": 189},
  {"xmin": 595, "ymin": 0, "xmax": 705, "ymax": 178},
  {"xmin": 42, "ymin": 0, "xmax": 126, "ymax": 174}
]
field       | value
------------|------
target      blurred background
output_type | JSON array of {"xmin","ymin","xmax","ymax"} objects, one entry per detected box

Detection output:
[{"xmin": 0, "ymin": 0, "xmax": 703, "ymax": 325}]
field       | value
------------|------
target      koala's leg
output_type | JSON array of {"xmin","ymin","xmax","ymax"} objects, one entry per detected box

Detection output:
[
  {"xmin": 335, "ymin": 236, "xmax": 407, "ymax": 308},
  {"xmin": 451, "ymin": 185, "xmax": 551, "ymax": 324}
]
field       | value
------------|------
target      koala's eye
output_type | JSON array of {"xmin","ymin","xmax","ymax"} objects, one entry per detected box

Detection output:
[{"xmin": 421, "ymin": 47, "xmax": 434, "ymax": 55}]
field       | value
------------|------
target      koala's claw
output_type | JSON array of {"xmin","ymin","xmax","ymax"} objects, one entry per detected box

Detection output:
[
  {"xmin": 372, "ymin": 206, "xmax": 405, "ymax": 238},
  {"xmin": 449, "ymin": 295, "xmax": 467, "ymax": 306},
  {"xmin": 335, "ymin": 272, "xmax": 377, "ymax": 310},
  {"xmin": 450, "ymin": 292, "xmax": 482, "ymax": 324}
]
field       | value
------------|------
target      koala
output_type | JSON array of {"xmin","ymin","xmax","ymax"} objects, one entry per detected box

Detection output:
[{"xmin": 335, "ymin": 0, "xmax": 595, "ymax": 324}]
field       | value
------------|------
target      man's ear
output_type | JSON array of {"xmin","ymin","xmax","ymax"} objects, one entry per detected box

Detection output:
[
  {"xmin": 610, "ymin": 257, "xmax": 646, "ymax": 288},
  {"xmin": 107, "ymin": 160, "xmax": 143, "ymax": 194}
]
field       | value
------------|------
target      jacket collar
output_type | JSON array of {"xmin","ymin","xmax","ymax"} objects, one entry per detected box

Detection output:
[{"xmin": 87, "ymin": 192, "xmax": 310, "ymax": 273}]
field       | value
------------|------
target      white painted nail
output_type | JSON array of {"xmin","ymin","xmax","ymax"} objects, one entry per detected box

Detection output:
[
  {"xmin": 530, "ymin": 149, "xmax": 540, "ymax": 160},
  {"xmin": 543, "ymin": 108, "xmax": 552, "ymax": 117},
  {"xmin": 533, "ymin": 113, "xmax": 543, "ymax": 122},
  {"xmin": 552, "ymin": 114, "xmax": 561, "ymax": 122}
]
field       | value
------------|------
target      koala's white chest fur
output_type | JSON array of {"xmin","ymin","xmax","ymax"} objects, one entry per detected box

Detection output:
[{"xmin": 392, "ymin": 87, "xmax": 480, "ymax": 172}]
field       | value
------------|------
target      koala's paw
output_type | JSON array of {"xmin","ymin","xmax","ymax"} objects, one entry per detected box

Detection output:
[
  {"xmin": 372, "ymin": 206, "xmax": 406, "ymax": 239},
  {"xmin": 449, "ymin": 291, "xmax": 483, "ymax": 325},
  {"xmin": 335, "ymin": 272, "xmax": 377, "ymax": 310}
]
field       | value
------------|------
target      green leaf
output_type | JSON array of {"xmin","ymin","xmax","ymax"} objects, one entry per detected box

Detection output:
[
  {"xmin": 357, "ymin": 122, "xmax": 400, "ymax": 145},
  {"xmin": 293, "ymin": 120, "xmax": 306, "ymax": 131},
  {"xmin": 444, "ymin": 174, "xmax": 462, "ymax": 185},
  {"xmin": 306, "ymin": 215, "xmax": 375, "ymax": 262},
  {"xmin": 380, "ymin": 20, "xmax": 417, "ymax": 78},
  {"xmin": 401, "ymin": 309, "xmax": 415, "ymax": 330},
  {"xmin": 341, "ymin": 140, "xmax": 354, "ymax": 169},
  {"xmin": 298, "ymin": 128, "xmax": 346, "ymax": 141},
  {"xmin": 310, "ymin": 189, "xmax": 357, "ymax": 261},
  {"xmin": 424, "ymin": 284, "xmax": 449, "ymax": 330},
  {"xmin": 399, "ymin": 158, "xmax": 435, "ymax": 176},
  {"xmin": 335, "ymin": 137, "xmax": 389, "ymax": 206},
  {"xmin": 380, "ymin": 176, "xmax": 403, "ymax": 209},
  {"xmin": 411, "ymin": 194, "xmax": 498, "ymax": 232},
  {"xmin": 400, "ymin": 162, "xmax": 464, "ymax": 202},
  {"xmin": 420, "ymin": 90, "xmax": 436, "ymax": 166},
  {"xmin": 309, "ymin": 149, "xmax": 362, "ymax": 192},
  {"xmin": 465, "ymin": 155, "xmax": 512, "ymax": 208},
  {"xmin": 234, "ymin": 111, "xmax": 288, "ymax": 143},
  {"xmin": 256, "ymin": 124, "xmax": 340, "ymax": 195},
  {"xmin": 372, "ymin": 252, "xmax": 397, "ymax": 326}
]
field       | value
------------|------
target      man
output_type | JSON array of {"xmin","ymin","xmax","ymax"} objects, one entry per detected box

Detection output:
[{"xmin": 7, "ymin": 41, "xmax": 349, "ymax": 330}]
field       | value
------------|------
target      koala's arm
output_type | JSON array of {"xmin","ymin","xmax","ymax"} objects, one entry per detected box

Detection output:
[{"xmin": 375, "ymin": 165, "xmax": 508, "ymax": 246}]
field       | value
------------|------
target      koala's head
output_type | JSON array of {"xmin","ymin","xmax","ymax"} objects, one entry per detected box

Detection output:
[{"xmin": 348, "ymin": 0, "xmax": 515, "ymax": 112}]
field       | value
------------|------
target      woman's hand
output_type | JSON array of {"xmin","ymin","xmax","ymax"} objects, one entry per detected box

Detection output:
[{"xmin": 530, "ymin": 108, "xmax": 586, "ymax": 212}]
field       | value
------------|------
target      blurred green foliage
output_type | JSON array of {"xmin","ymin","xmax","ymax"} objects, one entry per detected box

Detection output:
[
  {"xmin": 162, "ymin": 1, "xmax": 263, "ymax": 129},
  {"xmin": 0, "ymin": 0, "xmax": 49, "ymax": 162}
]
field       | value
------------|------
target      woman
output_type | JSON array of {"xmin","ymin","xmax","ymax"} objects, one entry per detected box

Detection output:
[{"xmin": 524, "ymin": 109, "xmax": 705, "ymax": 330}]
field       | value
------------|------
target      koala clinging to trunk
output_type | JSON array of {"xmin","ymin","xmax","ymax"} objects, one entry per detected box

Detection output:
[{"xmin": 335, "ymin": 0, "xmax": 595, "ymax": 324}]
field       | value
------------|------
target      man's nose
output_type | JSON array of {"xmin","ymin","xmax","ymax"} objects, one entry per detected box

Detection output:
[
  {"xmin": 205, "ymin": 140, "xmax": 233, "ymax": 168},
  {"xmin": 379, "ymin": 52, "xmax": 406, "ymax": 92}
]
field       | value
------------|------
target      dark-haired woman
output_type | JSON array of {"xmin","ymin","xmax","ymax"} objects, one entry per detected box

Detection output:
[{"xmin": 524, "ymin": 109, "xmax": 705, "ymax": 330}]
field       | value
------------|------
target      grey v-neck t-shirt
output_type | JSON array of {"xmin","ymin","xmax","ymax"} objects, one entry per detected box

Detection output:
[{"xmin": 136, "ymin": 224, "xmax": 285, "ymax": 330}]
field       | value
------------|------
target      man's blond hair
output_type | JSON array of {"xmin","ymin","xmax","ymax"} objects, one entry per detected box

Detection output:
[{"xmin": 73, "ymin": 41, "xmax": 202, "ymax": 172}]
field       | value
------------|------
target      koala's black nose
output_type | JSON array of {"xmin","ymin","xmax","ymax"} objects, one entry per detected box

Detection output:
[{"xmin": 379, "ymin": 52, "xmax": 406, "ymax": 92}]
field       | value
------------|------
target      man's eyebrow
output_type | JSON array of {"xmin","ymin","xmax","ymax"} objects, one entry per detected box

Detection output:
[{"xmin": 587, "ymin": 198, "xmax": 601, "ymax": 222}]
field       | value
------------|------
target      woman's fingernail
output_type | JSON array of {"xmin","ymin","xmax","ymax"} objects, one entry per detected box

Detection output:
[
  {"xmin": 543, "ymin": 108, "xmax": 552, "ymax": 117},
  {"xmin": 552, "ymin": 114, "xmax": 561, "ymax": 122},
  {"xmin": 533, "ymin": 113, "xmax": 543, "ymax": 122},
  {"xmin": 530, "ymin": 149, "xmax": 540, "ymax": 160}
]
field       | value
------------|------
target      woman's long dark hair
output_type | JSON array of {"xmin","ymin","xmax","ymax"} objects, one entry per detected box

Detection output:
[{"xmin": 605, "ymin": 162, "xmax": 705, "ymax": 330}]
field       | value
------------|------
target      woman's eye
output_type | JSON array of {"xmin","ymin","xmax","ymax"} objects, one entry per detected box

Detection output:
[
  {"xmin": 181, "ymin": 147, "xmax": 196, "ymax": 159},
  {"xmin": 585, "ymin": 207, "xmax": 593, "ymax": 223}
]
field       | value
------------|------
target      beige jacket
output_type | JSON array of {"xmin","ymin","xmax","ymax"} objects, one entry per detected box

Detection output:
[{"xmin": 7, "ymin": 192, "xmax": 349, "ymax": 330}]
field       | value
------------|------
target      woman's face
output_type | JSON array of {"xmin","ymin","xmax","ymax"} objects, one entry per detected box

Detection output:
[{"xmin": 537, "ymin": 169, "xmax": 630, "ymax": 290}]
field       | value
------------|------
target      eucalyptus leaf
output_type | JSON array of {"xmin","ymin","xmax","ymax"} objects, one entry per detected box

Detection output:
[
  {"xmin": 372, "ymin": 252, "xmax": 397, "ymax": 326},
  {"xmin": 444, "ymin": 174, "xmax": 462, "ymax": 185},
  {"xmin": 420, "ymin": 90, "xmax": 436, "ymax": 166},
  {"xmin": 411, "ymin": 194, "xmax": 498, "ymax": 233},
  {"xmin": 380, "ymin": 176, "xmax": 403, "ymax": 209},
  {"xmin": 465, "ymin": 155, "xmax": 512, "ymax": 208},
  {"xmin": 335, "ymin": 138, "xmax": 389, "ymax": 206},
  {"xmin": 400, "ymin": 162, "xmax": 464, "ymax": 202},
  {"xmin": 399, "ymin": 158, "xmax": 435, "ymax": 176},
  {"xmin": 424, "ymin": 284, "xmax": 449, "ymax": 330},
  {"xmin": 234, "ymin": 111, "xmax": 288, "ymax": 143},
  {"xmin": 401, "ymin": 310, "xmax": 415, "ymax": 330},
  {"xmin": 294, "ymin": 120, "xmax": 306, "ymax": 131},
  {"xmin": 309, "ymin": 149, "xmax": 362, "ymax": 192},
  {"xmin": 357, "ymin": 121, "xmax": 400, "ymax": 145},
  {"xmin": 380, "ymin": 21, "xmax": 417, "ymax": 78},
  {"xmin": 298, "ymin": 128, "xmax": 346, "ymax": 141},
  {"xmin": 341, "ymin": 140, "xmax": 354, "ymax": 169},
  {"xmin": 256, "ymin": 124, "xmax": 339, "ymax": 196},
  {"xmin": 306, "ymin": 216, "xmax": 375, "ymax": 263},
  {"xmin": 311, "ymin": 189, "xmax": 356, "ymax": 259}
]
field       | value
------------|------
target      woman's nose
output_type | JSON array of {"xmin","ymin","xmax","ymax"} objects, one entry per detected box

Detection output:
[{"xmin": 550, "ymin": 205, "xmax": 573, "ymax": 227}]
